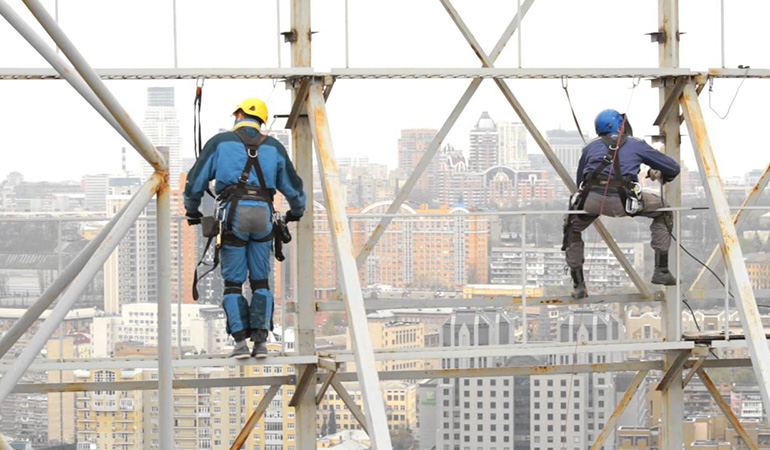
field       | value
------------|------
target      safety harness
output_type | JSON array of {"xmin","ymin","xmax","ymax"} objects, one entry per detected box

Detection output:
[
  {"xmin": 192, "ymin": 128, "xmax": 291, "ymax": 301},
  {"xmin": 572, "ymin": 133, "xmax": 643, "ymax": 215}
]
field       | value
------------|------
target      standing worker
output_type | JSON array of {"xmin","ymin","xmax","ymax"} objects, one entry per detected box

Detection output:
[
  {"xmin": 184, "ymin": 98, "xmax": 305, "ymax": 358},
  {"xmin": 563, "ymin": 109, "xmax": 680, "ymax": 298}
]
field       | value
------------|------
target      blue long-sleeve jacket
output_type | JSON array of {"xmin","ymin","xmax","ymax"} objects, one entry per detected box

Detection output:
[
  {"xmin": 576, "ymin": 135, "xmax": 680, "ymax": 188},
  {"xmin": 184, "ymin": 120, "xmax": 306, "ymax": 217}
]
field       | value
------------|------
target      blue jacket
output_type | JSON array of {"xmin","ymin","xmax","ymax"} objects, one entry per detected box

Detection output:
[
  {"xmin": 184, "ymin": 119, "xmax": 306, "ymax": 217},
  {"xmin": 576, "ymin": 134, "xmax": 680, "ymax": 187}
]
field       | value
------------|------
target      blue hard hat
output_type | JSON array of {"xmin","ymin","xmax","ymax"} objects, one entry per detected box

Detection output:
[{"xmin": 594, "ymin": 109, "xmax": 624, "ymax": 134}]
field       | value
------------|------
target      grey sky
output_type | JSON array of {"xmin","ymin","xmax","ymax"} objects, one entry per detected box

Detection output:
[{"xmin": 1, "ymin": 0, "xmax": 768, "ymax": 181}]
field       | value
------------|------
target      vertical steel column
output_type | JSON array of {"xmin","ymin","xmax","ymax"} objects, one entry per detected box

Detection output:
[
  {"xmin": 0, "ymin": 176, "xmax": 161, "ymax": 404},
  {"xmin": 658, "ymin": 1, "xmax": 684, "ymax": 447},
  {"xmin": 307, "ymin": 82, "xmax": 393, "ymax": 449},
  {"xmin": 290, "ymin": 1, "xmax": 316, "ymax": 448},
  {"xmin": 156, "ymin": 149, "xmax": 174, "ymax": 450},
  {"xmin": 681, "ymin": 82, "xmax": 770, "ymax": 419}
]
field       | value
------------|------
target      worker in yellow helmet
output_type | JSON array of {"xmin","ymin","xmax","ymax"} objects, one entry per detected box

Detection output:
[{"xmin": 184, "ymin": 97, "xmax": 305, "ymax": 359}]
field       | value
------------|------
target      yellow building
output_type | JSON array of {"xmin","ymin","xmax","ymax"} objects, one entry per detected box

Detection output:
[
  {"xmin": 347, "ymin": 315, "xmax": 429, "ymax": 372},
  {"xmin": 746, "ymin": 252, "xmax": 770, "ymax": 289},
  {"xmin": 74, "ymin": 368, "xmax": 145, "ymax": 450},
  {"xmin": 47, "ymin": 333, "xmax": 91, "ymax": 444},
  {"xmin": 461, "ymin": 283, "xmax": 543, "ymax": 299},
  {"xmin": 316, "ymin": 381, "xmax": 417, "ymax": 434}
]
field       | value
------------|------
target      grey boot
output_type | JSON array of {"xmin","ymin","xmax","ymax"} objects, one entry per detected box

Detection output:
[
  {"xmin": 571, "ymin": 268, "xmax": 587, "ymax": 299},
  {"xmin": 651, "ymin": 251, "xmax": 677, "ymax": 286},
  {"xmin": 251, "ymin": 329, "xmax": 269, "ymax": 359},
  {"xmin": 228, "ymin": 340, "xmax": 250, "ymax": 359}
]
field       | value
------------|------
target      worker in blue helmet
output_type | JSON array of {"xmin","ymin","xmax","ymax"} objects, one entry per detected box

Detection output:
[
  {"xmin": 184, "ymin": 98, "xmax": 305, "ymax": 359},
  {"xmin": 562, "ymin": 109, "xmax": 680, "ymax": 298}
]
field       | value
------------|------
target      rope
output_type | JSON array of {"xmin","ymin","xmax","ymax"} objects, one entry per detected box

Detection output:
[
  {"xmin": 561, "ymin": 77, "xmax": 586, "ymax": 145},
  {"xmin": 708, "ymin": 67, "xmax": 749, "ymax": 119}
]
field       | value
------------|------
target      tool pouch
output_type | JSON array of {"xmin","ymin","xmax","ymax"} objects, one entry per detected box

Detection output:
[{"xmin": 200, "ymin": 216, "xmax": 220, "ymax": 238}]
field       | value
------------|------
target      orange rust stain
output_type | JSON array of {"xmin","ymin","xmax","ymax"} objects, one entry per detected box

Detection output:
[{"xmin": 542, "ymin": 298, "xmax": 563, "ymax": 305}]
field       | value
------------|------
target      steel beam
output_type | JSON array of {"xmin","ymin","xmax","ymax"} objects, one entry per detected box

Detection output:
[
  {"xmin": 441, "ymin": 0, "xmax": 651, "ymax": 298},
  {"xmin": 590, "ymin": 370, "xmax": 649, "ymax": 450},
  {"xmin": 653, "ymin": 77, "xmax": 688, "ymax": 126},
  {"xmin": 682, "ymin": 357, "xmax": 706, "ymax": 388},
  {"xmin": 0, "ymin": 192, "xmax": 133, "ymax": 359},
  {"xmin": 22, "ymin": 0, "xmax": 166, "ymax": 171},
  {"xmin": 681, "ymin": 82, "xmax": 770, "ymax": 419},
  {"xmin": 285, "ymin": 78, "xmax": 310, "ymax": 129},
  {"xmin": 691, "ymin": 157, "xmax": 770, "ymax": 290},
  {"xmin": 0, "ymin": 67, "xmax": 700, "ymax": 80},
  {"xmin": 316, "ymin": 370, "xmax": 337, "ymax": 405},
  {"xmin": 656, "ymin": 350, "xmax": 690, "ymax": 391},
  {"xmin": 330, "ymin": 377, "xmax": 369, "ymax": 435},
  {"xmin": 353, "ymin": 0, "xmax": 533, "ymax": 277},
  {"xmin": 230, "ymin": 384, "xmax": 281, "ymax": 450},
  {"xmin": 289, "ymin": 364, "xmax": 316, "ymax": 407},
  {"xmin": 290, "ymin": 0, "xmax": 316, "ymax": 447},
  {"xmin": 316, "ymin": 292, "xmax": 653, "ymax": 312},
  {"xmin": 0, "ymin": 175, "xmax": 160, "ymax": 404},
  {"xmin": 0, "ymin": 0, "xmax": 135, "ymax": 148},
  {"xmin": 155, "ymin": 149, "xmax": 173, "ymax": 450},
  {"xmin": 306, "ymin": 81, "xmax": 392, "ymax": 448},
  {"xmin": 698, "ymin": 369, "xmax": 758, "ymax": 450},
  {"xmin": 11, "ymin": 376, "xmax": 294, "ymax": 394}
]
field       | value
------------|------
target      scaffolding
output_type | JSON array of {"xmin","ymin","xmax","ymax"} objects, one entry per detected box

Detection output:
[{"xmin": 1, "ymin": 0, "xmax": 770, "ymax": 449}]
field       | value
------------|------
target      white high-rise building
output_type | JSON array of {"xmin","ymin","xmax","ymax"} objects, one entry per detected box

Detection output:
[
  {"xmin": 498, "ymin": 121, "xmax": 528, "ymax": 169},
  {"xmin": 469, "ymin": 111, "xmax": 499, "ymax": 172},
  {"xmin": 546, "ymin": 129, "xmax": 587, "ymax": 178},
  {"xmin": 142, "ymin": 87, "xmax": 181, "ymax": 187},
  {"xmin": 82, "ymin": 174, "xmax": 109, "ymax": 212},
  {"xmin": 530, "ymin": 309, "xmax": 622, "ymax": 450}
]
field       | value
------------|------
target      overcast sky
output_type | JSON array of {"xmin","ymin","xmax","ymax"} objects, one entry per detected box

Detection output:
[{"xmin": 1, "ymin": 0, "xmax": 769, "ymax": 182}]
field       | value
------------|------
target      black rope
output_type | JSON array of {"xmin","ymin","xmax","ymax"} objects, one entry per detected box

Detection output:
[{"xmin": 561, "ymin": 77, "xmax": 586, "ymax": 145}]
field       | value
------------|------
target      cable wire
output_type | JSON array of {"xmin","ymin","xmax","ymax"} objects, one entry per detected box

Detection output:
[{"xmin": 708, "ymin": 67, "xmax": 749, "ymax": 120}]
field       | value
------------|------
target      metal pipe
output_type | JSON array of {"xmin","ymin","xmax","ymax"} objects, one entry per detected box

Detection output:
[
  {"xmin": 22, "ymin": 0, "xmax": 166, "ymax": 171},
  {"xmin": 720, "ymin": 0, "xmax": 725, "ymax": 68},
  {"xmin": 155, "ymin": 158, "xmax": 173, "ymax": 449},
  {"xmin": 307, "ymin": 82, "xmax": 392, "ymax": 449},
  {"xmin": 681, "ymin": 82, "xmax": 770, "ymax": 423},
  {"xmin": 0, "ymin": 192, "xmax": 134, "ymax": 359},
  {"xmin": 0, "ymin": 175, "xmax": 160, "ymax": 405},
  {"xmin": 0, "ymin": 0, "xmax": 136, "ymax": 147},
  {"xmin": 520, "ymin": 214, "xmax": 527, "ymax": 344}
]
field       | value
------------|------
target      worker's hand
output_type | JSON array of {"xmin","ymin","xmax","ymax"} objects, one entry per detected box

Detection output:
[
  {"xmin": 186, "ymin": 211, "xmax": 203, "ymax": 226},
  {"xmin": 647, "ymin": 169, "xmax": 662, "ymax": 182},
  {"xmin": 284, "ymin": 211, "xmax": 302, "ymax": 223}
]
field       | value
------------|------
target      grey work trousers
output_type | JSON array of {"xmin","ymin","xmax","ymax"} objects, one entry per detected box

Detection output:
[{"xmin": 564, "ymin": 190, "xmax": 672, "ymax": 269}]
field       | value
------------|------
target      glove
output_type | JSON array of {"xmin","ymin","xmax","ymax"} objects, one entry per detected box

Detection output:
[
  {"xmin": 186, "ymin": 211, "xmax": 203, "ymax": 226},
  {"xmin": 284, "ymin": 211, "xmax": 302, "ymax": 223},
  {"xmin": 647, "ymin": 169, "xmax": 662, "ymax": 182}
]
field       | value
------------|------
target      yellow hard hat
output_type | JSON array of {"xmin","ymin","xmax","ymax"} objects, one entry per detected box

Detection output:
[{"xmin": 233, "ymin": 98, "xmax": 268, "ymax": 124}]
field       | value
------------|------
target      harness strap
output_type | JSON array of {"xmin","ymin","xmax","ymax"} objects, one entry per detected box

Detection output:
[{"xmin": 192, "ymin": 234, "xmax": 218, "ymax": 301}]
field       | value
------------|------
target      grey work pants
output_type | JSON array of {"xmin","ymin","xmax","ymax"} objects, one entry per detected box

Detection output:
[{"xmin": 564, "ymin": 191, "xmax": 672, "ymax": 269}]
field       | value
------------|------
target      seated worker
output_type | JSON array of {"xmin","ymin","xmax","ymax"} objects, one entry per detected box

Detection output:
[
  {"xmin": 184, "ymin": 98, "xmax": 305, "ymax": 358},
  {"xmin": 563, "ymin": 109, "xmax": 680, "ymax": 298}
]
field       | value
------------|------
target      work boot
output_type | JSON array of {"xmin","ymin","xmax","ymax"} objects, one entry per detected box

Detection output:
[
  {"xmin": 251, "ymin": 329, "xmax": 269, "ymax": 359},
  {"xmin": 651, "ymin": 251, "xmax": 677, "ymax": 286},
  {"xmin": 228, "ymin": 340, "xmax": 250, "ymax": 360},
  {"xmin": 570, "ymin": 267, "xmax": 588, "ymax": 299}
]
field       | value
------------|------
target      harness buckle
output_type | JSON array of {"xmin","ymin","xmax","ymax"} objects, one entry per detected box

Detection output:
[{"xmin": 247, "ymin": 147, "xmax": 259, "ymax": 158}]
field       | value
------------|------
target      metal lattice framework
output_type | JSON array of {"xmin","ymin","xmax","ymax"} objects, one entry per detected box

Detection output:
[{"xmin": 1, "ymin": 0, "xmax": 770, "ymax": 449}]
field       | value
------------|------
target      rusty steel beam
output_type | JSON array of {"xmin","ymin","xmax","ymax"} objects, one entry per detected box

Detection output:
[
  {"xmin": 441, "ymin": 0, "xmax": 651, "ymax": 298},
  {"xmin": 682, "ymin": 357, "xmax": 707, "ymax": 388},
  {"xmin": 330, "ymin": 377, "xmax": 369, "ymax": 435},
  {"xmin": 698, "ymin": 369, "xmax": 758, "ymax": 450},
  {"xmin": 691, "ymin": 157, "xmax": 770, "ymax": 290},
  {"xmin": 306, "ymin": 81, "xmax": 392, "ymax": 448},
  {"xmin": 230, "ymin": 384, "xmax": 281, "ymax": 450},
  {"xmin": 682, "ymin": 82, "xmax": 770, "ymax": 418},
  {"xmin": 316, "ymin": 370, "xmax": 337, "ymax": 405},
  {"xmin": 289, "ymin": 364, "xmax": 316, "ymax": 407},
  {"xmin": 590, "ymin": 370, "xmax": 649, "ymax": 450},
  {"xmin": 656, "ymin": 350, "xmax": 691, "ymax": 392}
]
